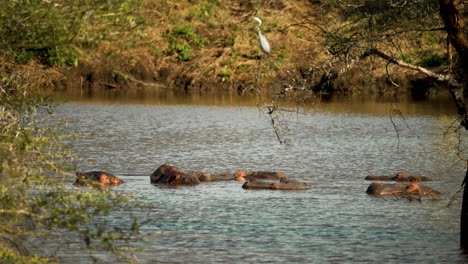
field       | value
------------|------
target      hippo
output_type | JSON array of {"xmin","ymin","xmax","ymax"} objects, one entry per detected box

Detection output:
[
  {"xmin": 192, "ymin": 171, "xmax": 242, "ymax": 182},
  {"xmin": 242, "ymin": 178, "xmax": 309, "ymax": 190},
  {"xmin": 201, "ymin": 170, "xmax": 288, "ymax": 183},
  {"xmin": 194, "ymin": 171, "xmax": 213, "ymax": 182},
  {"xmin": 236, "ymin": 170, "xmax": 309, "ymax": 191},
  {"xmin": 150, "ymin": 164, "xmax": 201, "ymax": 185},
  {"xmin": 366, "ymin": 182, "xmax": 440, "ymax": 199},
  {"xmin": 150, "ymin": 165, "xmax": 270, "ymax": 185},
  {"xmin": 74, "ymin": 171, "xmax": 123, "ymax": 187},
  {"xmin": 211, "ymin": 173, "xmax": 241, "ymax": 181},
  {"xmin": 234, "ymin": 170, "xmax": 287, "ymax": 182},
  {"xmin": 149, "ymin": 165, "xmax": 307, "ymax": 189},
  {"xmin": 365, "ymin": 172, "xmax": 432, "ymax": 182}
]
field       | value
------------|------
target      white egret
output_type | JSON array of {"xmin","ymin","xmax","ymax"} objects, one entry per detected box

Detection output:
[{"xmin": 253, "ymin": 17, "xmax": 271, "ymax": 57}]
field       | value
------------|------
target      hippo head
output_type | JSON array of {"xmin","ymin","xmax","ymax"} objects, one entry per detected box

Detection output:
[
  {"xmin": 406, "ymin": 183, "xmax": 420, "ymax": 193},
  {"xmin": 110, "ymin": 176, "xmax": 121, "ymax": 185},
  {"xmin": 234, "ymin": 170, "xmax": 249, "ymax": 181},
  {"xmin": 99, "ymin": 174, "xmax": 111, "ymax": 185},
  {"xmin": 235, "ymin": 175, "xmax": 248, "ymax": 182},
  {"xmin": 74, "ymin": 172, "xmax": 87, "ymax": 186},
  {"xmin": 407, "ymin": 176, "xmax": 421, "ymax": 182},
  {"xmin": 196, "ymin": 172, "xmax": 212, "ymax": 182},
  {"xmin": 393, "ymin": 172, "xmax": 409, "ymax": 180},
  {"xmin": 235, "ymin": 170, "xmax": 248, "ymax": 177},
  {"xmin": 76, "ymin": 172, "xmax": 87, "ymax": 179},
  {"xmin": 167, "ymin": 173, "xmax": 181, "ymax": 185}
]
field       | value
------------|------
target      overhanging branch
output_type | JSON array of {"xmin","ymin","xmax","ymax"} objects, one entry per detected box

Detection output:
[
  {"xmin": 359, "ymin": 48, "xmax": 459, "ymax": 86},
  {"xmin": 359, "ymin": 48, "xmax": 467, "ymax": 129}
]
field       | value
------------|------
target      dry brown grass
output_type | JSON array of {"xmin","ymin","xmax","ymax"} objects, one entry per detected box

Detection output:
[{"xmin": 3, "ymin": 0, "xmax": 449, "ymax": 98}]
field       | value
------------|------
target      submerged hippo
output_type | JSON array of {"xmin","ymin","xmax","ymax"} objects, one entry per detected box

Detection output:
[
  {"xmin": 234, "ymin": 170, "xmax": 287, "ymax": 182},
  {"xmin": 365, "ymin": 172, "xmax": 432, "ymax": 182},
  {"xmin": 366, "ymin": 182, "xmax": 440, "ymax": 198},
  {"xmin": 150, "ymin": 164, "xmax": 201, "ymax": 185},
  {"xmin": 149, "ymin": 165, "xmax": 305, "ymax": 188},
  {"xmin": 74, "ymin": 171, "xmax": 123, "ymax": 187},
  {"xmin": 150, "ymin": 165, "xmax": 244, "ymax": 185},
  {"xmin": 235, "ymin": 170, "xmax": 309, "ymax": 191},
  {"xmin": 194, "ymin": 171, "xmax": 240, "ymax": 182},
  {"xmin": 200, "ymin": 170, "xmax": 289, "ymax": 183},
  {"xmin": 149, "ymin": 165, "xmax": 274, "ymax": 185},
  {"xmin": 242, "ymin": 178, "xmax": 309, "ymax": 190}
]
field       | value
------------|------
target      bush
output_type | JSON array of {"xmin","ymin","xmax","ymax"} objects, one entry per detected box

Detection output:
[
  {"xmin": 420, "ymin": 50, "xmax": 447, "ymax": 67},
  {"xmin": 0, "ymin": 82, "xmax": 144, "ymax": 262},
  {"xmin": 165, "ymin": 24, "xmax": 210, "ymax": 61},
  {"xmin": 0, "ymin": 0, "xmax": 145, "ymax": 66}
]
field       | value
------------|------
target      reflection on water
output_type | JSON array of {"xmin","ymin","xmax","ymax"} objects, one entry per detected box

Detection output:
[
  {"xmin": 53, "ymin": 97, "xmax": 466, "ymax": 263},
  {"xmin": 52, "ymin": 91, "xmax": 458, "ymax": 116}
]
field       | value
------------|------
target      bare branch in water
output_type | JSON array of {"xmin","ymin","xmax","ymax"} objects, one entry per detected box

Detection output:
[
  {"xmin": 448, "ymin": 185, "xmax": 464, "ymax": 208},
  {"xmin": 389, "ymin": 107, "xmax": 401, "ymax": 152}
]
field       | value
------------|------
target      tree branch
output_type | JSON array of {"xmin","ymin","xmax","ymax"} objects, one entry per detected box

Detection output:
[
  {"xmin": 359, "ymin": 48, "xmax": 458, "ymax": 84},
  {"xmin": 359, "ymin": 47, "xmax": 468, "ymax": 129}
]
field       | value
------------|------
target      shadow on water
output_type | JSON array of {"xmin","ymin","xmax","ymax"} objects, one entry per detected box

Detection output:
[
  {"xmin": 459, "ymin": 245, "xmax": 468, "ymax": 264},
  {"xmin": 50, "ymin": 89, "xmax": 458, "ymax": 117}
]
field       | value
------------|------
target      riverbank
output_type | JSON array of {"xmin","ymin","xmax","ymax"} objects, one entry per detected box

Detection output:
[{"xmin": 2, "ymin": 0, "xmax": 450, "ymax": 99}]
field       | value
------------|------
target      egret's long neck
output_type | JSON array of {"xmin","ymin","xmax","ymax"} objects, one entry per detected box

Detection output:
[{"xmin": 255, "ymin": 19, "xmax": 262, "ymax": 29}]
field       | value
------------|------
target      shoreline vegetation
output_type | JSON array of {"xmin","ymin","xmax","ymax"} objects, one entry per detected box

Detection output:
[
  {"xmin": 0, "ymin": 89, "xmax": 146, "ymax": 262},
  {"xmin": 1, "ymin": 0, "xmax": 461, "ymax": 100}
]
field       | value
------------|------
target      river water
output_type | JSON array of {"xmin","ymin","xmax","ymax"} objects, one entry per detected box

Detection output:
[{"xmin": 54, "ymin": 96, "xmax": 467, "ymax": 263}]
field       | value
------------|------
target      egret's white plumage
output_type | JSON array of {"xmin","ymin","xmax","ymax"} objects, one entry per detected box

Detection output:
[{"xmin": 253, "ymin": 17, "xmax": 271, "ymax": 57}]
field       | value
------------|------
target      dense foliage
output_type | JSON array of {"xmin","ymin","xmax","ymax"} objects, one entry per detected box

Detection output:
[
  {"xmin": 320, "ymin": 0, "xmax": 448, "ymax": 67},
  {"xmin": 0, "ymin": 80, "xmax": 144, "ymax": 262},
  {"xmin": 0, "ymin": 0, "xmax": 145, "ymax": 66}
]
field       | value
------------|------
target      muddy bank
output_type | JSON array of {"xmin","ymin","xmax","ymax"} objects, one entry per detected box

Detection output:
[
  {"xmin": 48, "ymin": 58, "xmax": 447, "ymax": 101},
  {"xmin": 8, "ymin": 0, "xmax": 451, "ymax": 99}
]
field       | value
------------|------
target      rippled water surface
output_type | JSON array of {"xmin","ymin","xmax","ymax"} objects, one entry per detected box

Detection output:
[{"xmin": 55, "ymin": 99, "xmax": 467, "ymax": 263}]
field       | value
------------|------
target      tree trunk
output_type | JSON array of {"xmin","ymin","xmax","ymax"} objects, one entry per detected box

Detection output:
[
  {"xmin": 461, "ymin": 168, "xmax": 468, "ymax": 247},
  {"xmin": 439, "ymin": 0, "xmax": 468, "ymax": 73},
  {"xmin": 439, "ymin": 0, "xmax": 468, "ymax": 130},
  {"xmin": 439, "ymin": 0, "xmax": 468, "ymax": 248}
]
